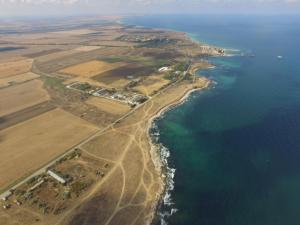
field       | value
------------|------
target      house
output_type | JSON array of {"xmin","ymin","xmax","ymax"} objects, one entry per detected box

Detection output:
[{"xmin": 47, "ymin": 170, "xmax": 67, "ymax": 184}]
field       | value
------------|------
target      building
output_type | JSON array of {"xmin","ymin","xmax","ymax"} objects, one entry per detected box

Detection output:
[
  {"xmin": 47, "ymin": 170, "xmax": 67, "ymax": 184},
  {"xmin": 1, "ymin": 191, "xmax": 12, "ymax": 201},
  {"xmin": 28, "ymin": 179, "xmax": 45, "ymax": 192},
  {"xmin": 158, "ymin": 67, "xmax": 170, "ymax": 72}
]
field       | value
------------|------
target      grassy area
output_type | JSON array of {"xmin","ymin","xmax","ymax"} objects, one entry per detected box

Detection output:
[
  {"xmin": 174, "ymin": 61, "xmax": 189, "ymax": 72},
  {"xmin": 164, "ymin": 71, "xmax": 181, "ymax": 81},
  {"xmin": 42, "ymin": 76, "xmax": 65, "ymax": 91},
  {"xmin": 139, "ymin": 38, "xmax": 177, "ymax": 48}
]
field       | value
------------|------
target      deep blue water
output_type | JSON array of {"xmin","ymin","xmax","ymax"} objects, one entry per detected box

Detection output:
[{"xmin": 125, "ymin": 15, "xmax": 300, "ymax": 225}]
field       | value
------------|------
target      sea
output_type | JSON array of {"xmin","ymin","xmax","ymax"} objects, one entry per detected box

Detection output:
[{"xmin": 124, "ymin": 14, "xmax": 300, "ymax": 225}]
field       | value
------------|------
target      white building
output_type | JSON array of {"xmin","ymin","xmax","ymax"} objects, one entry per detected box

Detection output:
[
  {"xmin": 158, "ymin": 67, "xmax": 170, "ymax": 72},
  {"xmin": 47, "ymin": 170, "xmax": 67, "ymax": 184},
  {"xmin": 1, "ymin": 191, "xmax": 12, "ymax": 201}
]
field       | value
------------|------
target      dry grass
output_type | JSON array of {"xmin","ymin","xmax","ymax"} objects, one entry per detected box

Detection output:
[
  {"xmin": 60, "ymin": 60, "xmax": 125, "ymax": 78},
  {"xmin": 0, "ymin": 108, "xmax": 99, "ymax": 189},
  {"xmin": 86, "ymin": 97, "xmax": 131, "ymax": 115},
  {"xmin": 82, "ymin": 130, "xmax": 132, "ymax": 162},
  {"xmin": 35, "ymin": 49, "xmax": 78, "ymax": 63},
  {"xmin": 0, "ymin": 79, "xmax": 50, "ymax": 117},
  {"xmin": 63, "ymin": 76, "xmax": 110, "ymax": 88},
  {"xmin": 134, "ymin": 75, "xmax": 171, "ymax": 96},
  {"xmin": 108, "ymin": 79, "xmax": 132, "ymax": 89},
  {"xmin": 50, "ymin": 29, "xmax": 97, "ymax": 35},
  {"xmin": 74, "ymin": 46, "xmax": 102, "ymax": 52},
  {"xmin": 0, "ymin": 59, "xmax": 33, "ymax": 78},
  {"xmin": 0, "ymin": 72, "xmax": 40, "ymax": 88}
]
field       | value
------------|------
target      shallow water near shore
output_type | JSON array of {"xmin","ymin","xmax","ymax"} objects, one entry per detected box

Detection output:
[{"xmin": 125, "ymin": 15, "xmax": 300, "ymax": 225}]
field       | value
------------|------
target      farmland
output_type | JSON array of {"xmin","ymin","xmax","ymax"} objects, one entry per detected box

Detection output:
[
  {"xmin": 0, "ymin": 108, "xmax": 98, "ymax": 190},
  {"xmin": 0, "ymin": 59, "xmax": 33, "ymax": 78},
  {"xmin": 0, "ymin": 72, "xmax": 40, "ymax": 88},
  {"xmin": 0, "ymin": 16, "xmax": 222, "ymax": 225},
  {"xmin": 86, "ymin": 97, "xmax": 131, "ymax": 115},
  {"xmin": 92, "ymin": 64, "xmax": 155, "ymax": 85},
  {"xmin": 0, "ymin": 79, "xmax": 50, "ymax": 117},
  {"xmin": 133, "ymin": 74, "xmax": 171, "ymax": 96},
  {"xmin": 60, "ymin": 60, "xmax": 125, "ymax": 78}
]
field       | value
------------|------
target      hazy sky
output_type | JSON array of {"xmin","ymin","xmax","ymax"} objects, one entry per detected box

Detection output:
[{"xmin": 0, "ymin": 0, "xmax": 299, "ymax": 17}]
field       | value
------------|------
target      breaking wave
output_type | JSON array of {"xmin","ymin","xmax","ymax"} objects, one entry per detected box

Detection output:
[{"xmin": 150, "ymin": 120, "xmax": 178, "ymax": 225}]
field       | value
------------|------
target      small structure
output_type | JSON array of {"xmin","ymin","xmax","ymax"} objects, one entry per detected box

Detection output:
[
  {"xmin": 47, "ymin": 170, "xmax": 67, "ymax": 184},
  {"xmin": 13, "ymin": 199, "xmax": 22, "ymax": 206},
  {"xmin": 3, "ymin": 204, "xmax": 11, "ymax": 210},
  {"xmin": 1, "ymin": 191, "xmax": 12, "ymax": 201},
  {"xmin": 158, "ymin": 67, "xmax": 170, "ymax": 72},
  {"xmin": 28, "ymin": 179, "xmax": 45, "ymax": 192}
]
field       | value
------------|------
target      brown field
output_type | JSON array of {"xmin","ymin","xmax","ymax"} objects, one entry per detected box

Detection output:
[
  {"xmin": 0, "ymin": 72, "xmax": 40, "ymax": 88},
  {"xmin": 34, "ymin": 49, "xmax": 79, "ymax": 64},
  {"xmin": 0, "ymin": 108, "xmax": 99, "ymax": 190},
  {"xmin": 63, "ymin": 77, "xmax": 110, "ymax": 89},
  {"xmin": 0, "ymin": 79, "xmax": 50, "ymax": 117},
  {"xmin": 0, "ymin": 59, "xmax": 33, "ymax": 78},
  {"xmin": 74, "ymin": 46, "xmax": 102, "ymax": 52},
  {"xmin": 86, "ymin": 97, "xmax": 131, "ymax": 115},
  {"xmin": 86, "ymin": 40, "xmax": 139, "ymax": 47},
  {"xmin": 60, "ymin": 60, "xmax": 125, "ymax": 78},
  {"xmin": 23, "ymin": 49, "xmax": 63, "ymax": 58},
  {"xmin": 134, "ymin": 75, "xmax": 171, "ymax": 96},
  {"xmin": 0, "ymin": 102, "xmax": 55, "ymax": 131},
  {"xmin": 92, "ymin": 64, "xmax": 154, "ymax": 85},
  {"xmin": 0, "ymin": 56, "xmax": 28, "ymax": 64},
  {"xmin": 50, "ymin": 29, "xmax": 97, "ymax": 35}
]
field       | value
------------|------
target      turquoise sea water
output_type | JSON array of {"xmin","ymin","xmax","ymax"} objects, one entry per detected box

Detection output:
[{"xmin": 124, "ymin": 15, "xmax": 300, "ymax": 225}]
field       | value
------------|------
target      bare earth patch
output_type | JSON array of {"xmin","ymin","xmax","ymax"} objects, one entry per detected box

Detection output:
[
  {"xmin": 74, "ymin": 46, "xmax": 102, "ymax": 52},
  {"xmin": 86, "ymin": 97, "xmax": 131, "ymax": 115},
  {"xmin": 134, "ymin": 74, "xmax": 171, "ymax": 96},
  {"xmin": 60, "ymin": 60, "xmax": 125, "ymax": 78},
  {"xmin": 0, "ymin": 79, "xmax": 50, "ymax": 117},
  {"xmin": 0, "ymin": 72, "xmax": 40, "ymax": 88},
  {"xmin": 0, "ymin": 59, "xmax": 33, "ymax": 78},
  {"xmin": 50, "ymin": 29, "xmax": 97, "ymax": 36},
  {"xmin": 0, "ymin": 108, "xmax": 99, "ymax": 190},
  {"xmin": 82, "ymin": 130, "xmax": 132, "ymax": 162}
]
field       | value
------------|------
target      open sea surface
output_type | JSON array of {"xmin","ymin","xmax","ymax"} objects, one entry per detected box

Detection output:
[{"xmin": 124, "ymin": 15, "xmax": 300, "ymax": 225}]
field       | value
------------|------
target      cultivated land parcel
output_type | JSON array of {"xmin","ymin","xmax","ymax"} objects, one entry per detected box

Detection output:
[{"xmin": 0, "ymin": 16, "xmax": 223, "ymax": 225}]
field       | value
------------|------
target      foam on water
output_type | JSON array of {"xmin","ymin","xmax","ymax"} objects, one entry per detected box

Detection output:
[{"xmin": 150, "ymin": 119, "xmax": 178, "ymax": 225}]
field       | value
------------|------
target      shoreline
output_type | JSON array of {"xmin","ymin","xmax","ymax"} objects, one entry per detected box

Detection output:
[
  {"xmin": 139, "ymin": 26, "xmax": 220, "ymax": 225},
  {"xmin": 0, "ymin": 17, "xmax": 223, "ymax": 225},
  {"xmin": 146, "ymin": 80, "xmax": 211, "ymax": 225}
]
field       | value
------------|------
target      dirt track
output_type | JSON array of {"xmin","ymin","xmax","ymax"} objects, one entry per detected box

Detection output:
[
  {"xmin": 0, "ymin": 108, "xmax": 99, "ymax": 189},
  {"xmin": 51, "ymin": 77, "xmax": 209, "ymax": 225}
]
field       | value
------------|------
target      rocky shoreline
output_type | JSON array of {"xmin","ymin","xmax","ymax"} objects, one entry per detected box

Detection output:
[{"xmin": 146, "ymin": 79, "xmax": 212, "ymax": 225}]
